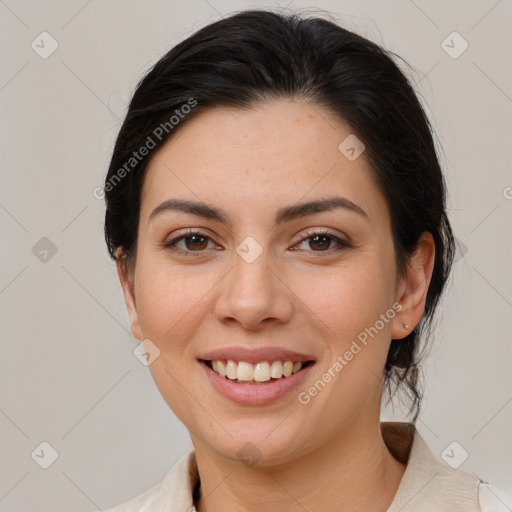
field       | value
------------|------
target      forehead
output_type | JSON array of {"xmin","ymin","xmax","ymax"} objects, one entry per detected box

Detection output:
[{"xmin": 140, "ymin": 99, "xmax": 387, "ymax": 225}]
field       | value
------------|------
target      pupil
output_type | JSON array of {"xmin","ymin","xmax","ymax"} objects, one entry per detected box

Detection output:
[
  {"xmin": 186, "ymin": 235, "xmax": 207, "ymax": 250},
  {"xmin": 310, "ymin": 235, "xmax": 330, "ymax": 251}
]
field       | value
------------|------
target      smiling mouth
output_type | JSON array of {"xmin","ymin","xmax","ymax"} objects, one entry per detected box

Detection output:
[{"xmin": 202, "ymin": 359, "xmax": 315, "ymax": 385}]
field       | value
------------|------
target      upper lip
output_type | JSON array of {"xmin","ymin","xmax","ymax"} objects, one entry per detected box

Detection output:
[{"xmin": 198, "ymin": 346, "xmax": 316, "ymax": 364}]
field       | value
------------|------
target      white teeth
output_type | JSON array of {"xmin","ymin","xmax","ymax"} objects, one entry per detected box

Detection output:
[
  {"xmin": 270, "ymin": 361, "xmax": 283, "ymax": 378},
  {"xmin": 226, "ymin": 360, "xmax": 237, "ymax": 379},
  {"xmin": 216, "ymin": 360, "xmax": 226, "ymax": 378},
  {"xmin": 209, "ymin": 359, "xmax": 304, "ymax": 382},
  {"xmin": 236, "ymin": 362, "xmax": 253, "ymax": 381},
  {"xmin": 282, "ymin": 361, "xmax": 293, "ymax": 377},
  {"xmin": 253, "ymin": 362, "xmax": 270, "ymax": 382}
]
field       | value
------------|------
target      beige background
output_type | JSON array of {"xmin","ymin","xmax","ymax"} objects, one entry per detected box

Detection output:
[{"xmin": 1, "ymin": 0, "xmax": 511, "ymax": 510}]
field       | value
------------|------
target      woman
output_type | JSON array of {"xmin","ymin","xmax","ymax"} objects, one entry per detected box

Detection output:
[{"xmin": 102, "ymin": 9, "xmax": 507, "ymax": 511}]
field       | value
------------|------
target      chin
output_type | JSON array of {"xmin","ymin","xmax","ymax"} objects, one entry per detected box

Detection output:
[{"xmin": 193, "ymin": 420, "xmax": 314, "ymax": 469}]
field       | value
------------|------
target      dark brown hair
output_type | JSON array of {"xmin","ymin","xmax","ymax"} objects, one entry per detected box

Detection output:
[{"xmin": 104, "ymin": 10, "xmax": 455, "ymax": 420}]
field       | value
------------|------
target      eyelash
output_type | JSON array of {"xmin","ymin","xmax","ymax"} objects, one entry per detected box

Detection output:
[{"xmin": 162, "ymin": 228, "xmax": 351, "ymax": 257}]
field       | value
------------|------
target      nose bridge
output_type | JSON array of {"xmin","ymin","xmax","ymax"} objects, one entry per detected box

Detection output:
[{"xmin": 214, "ymin": 243, "xmax": 293, "ymax": 329}]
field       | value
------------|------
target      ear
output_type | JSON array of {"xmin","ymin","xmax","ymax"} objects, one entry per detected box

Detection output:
[
  {"xmin": 391, "ymin": 232, "xmax": 436, "ymax": 340},
  {"xmin": 115, "ymin": 249, "xmax": 143, "ymax": 341}
]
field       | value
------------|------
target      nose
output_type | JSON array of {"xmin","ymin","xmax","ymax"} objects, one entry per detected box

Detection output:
[{"xmin": 213, "ymin": 247, "xmax": 294, "ymax": 331}]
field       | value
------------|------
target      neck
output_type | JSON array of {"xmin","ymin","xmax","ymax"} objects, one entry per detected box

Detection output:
[{"xmin": 192, "ymin": 421, "xmax": 406, "ymax": 512}]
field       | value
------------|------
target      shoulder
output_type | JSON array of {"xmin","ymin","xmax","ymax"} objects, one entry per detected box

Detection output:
[
  {"xmin": 95, "ymin": 450, "xmax": 197, "ymax": 512},
  {"xmin": 478, "ymin": 482, "xmax": 512, "ymax": 512},
  {"xmin": 102, "ymin": 481, "xmax": 162, "ymax": 512},
  {"xmin": 383, "ymin": 422, "xmax": 510, "ymax": 512}
]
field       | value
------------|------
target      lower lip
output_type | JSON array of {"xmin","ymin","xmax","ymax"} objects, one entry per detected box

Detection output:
[{"xmin": 199, "ymin": 361, "xmax": 314, "ymax": 405}]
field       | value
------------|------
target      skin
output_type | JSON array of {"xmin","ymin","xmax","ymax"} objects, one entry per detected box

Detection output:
[{"xmin": 117, "ymin": 99, "xmax": 435, "ymax": 512}]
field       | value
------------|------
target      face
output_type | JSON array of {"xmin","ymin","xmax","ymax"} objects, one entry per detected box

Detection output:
[{"xmin": 118, "ymin": 99, "xmax": 429, "ymax": 467}]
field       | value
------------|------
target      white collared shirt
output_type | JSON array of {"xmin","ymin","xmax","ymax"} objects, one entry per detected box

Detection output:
[{"xmin": 100, "ymin": 422, "xmax": 510, "ymax": 511}]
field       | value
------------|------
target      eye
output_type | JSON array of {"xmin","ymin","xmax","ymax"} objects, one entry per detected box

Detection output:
[
  {"xmin": 163, "ymin": 228, "xmax": 351, "ymax": 257},
  {"xmin": 163, "ymin": 230, "xmax": 220, "ymax": 256},
  {"xmin": 292, "ymin": 229, "xmax": 351, "ymax": 253}
]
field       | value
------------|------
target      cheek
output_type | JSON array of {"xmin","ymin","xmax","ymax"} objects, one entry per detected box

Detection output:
[
  {"xmin": 291, "ymin": 253, "xmax": 398, "ymax": 345},
  {"xmin": 293, "ymin": 261, "xmax": 398, "ymax": 433},
  {"xmin": 132, "ymin": 261, "xmax": 218, "ymax": 422},
  {"xmin": 134, "ymin": 259, "xmax": 217, "ymax": 347}
]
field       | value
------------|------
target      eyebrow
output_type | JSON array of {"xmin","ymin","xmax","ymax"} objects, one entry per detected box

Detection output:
[{"xmin": 148, "ymin": 196, "xmax": 369, "ymax": 225}]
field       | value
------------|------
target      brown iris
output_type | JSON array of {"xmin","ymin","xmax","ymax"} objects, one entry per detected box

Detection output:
[
  {"xmin": 309, "ymin": 235, "xmax": 331, "ymax": 251},
  {"xmin": 185, "ymin": 235, "xmax": 208, "ymax": 250}
]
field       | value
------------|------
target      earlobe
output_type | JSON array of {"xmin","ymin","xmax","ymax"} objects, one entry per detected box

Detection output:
[
  {"xmin": 391, "ymin": 232, "xmax": 436, "ymax": 340},
  {"xmin": 115, "ymin": 249, "xmax": 143, "ymax": 341}
]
